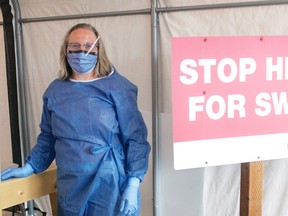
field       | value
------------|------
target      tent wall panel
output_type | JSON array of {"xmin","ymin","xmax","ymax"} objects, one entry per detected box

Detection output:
[
  {"xmin": 158, "ymin": 3, "xmax": 288, "ymax": 216},
  {"xmin": 20, "ymin": 15, "xmax": 153, "ymax": 216},
  {"xmin": 19, "ymin": 0, "xmax": 150, "ymax": 18},
  {"xmin": 0, "ymin": 26, "xmax": 13, "ymax": 171}
]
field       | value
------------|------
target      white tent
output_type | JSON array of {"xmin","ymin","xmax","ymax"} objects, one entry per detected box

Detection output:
[{"xmin": 1, "ymin": 0, "xmax": 288, "ymax": 215}]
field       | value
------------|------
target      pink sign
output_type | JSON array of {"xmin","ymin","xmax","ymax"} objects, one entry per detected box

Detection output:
[{"xmin": 172, "ymin": 36, "xmax": 288, "ymax": 143}]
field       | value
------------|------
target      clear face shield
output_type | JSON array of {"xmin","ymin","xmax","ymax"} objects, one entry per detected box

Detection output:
[{"xmin": 85, "ymin": 36, "xmax": 100, "ymax": 56}]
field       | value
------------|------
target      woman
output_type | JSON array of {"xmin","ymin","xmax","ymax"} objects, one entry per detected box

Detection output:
[{"xmin": 1, "ymin": 23, "xmax": 151, "ymax": 216}]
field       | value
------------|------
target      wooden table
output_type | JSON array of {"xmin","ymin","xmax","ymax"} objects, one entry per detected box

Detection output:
[{"xmin": 0, "ymin": 163, "xmax": 57, "ymax": 216}]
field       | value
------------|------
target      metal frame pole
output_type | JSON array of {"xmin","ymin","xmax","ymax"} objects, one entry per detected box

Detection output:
[
  {"xmin": 151, "ymin": 1, "xmax": 159, "ymax": 216},
  {"xmin": 10, "ymin": 1, "xmax": 34, "ymax": 215},
  {"xmin": 0, "ymin": 0, "xmax": 22, "ymax": 166},
  {"xmin": 156, "ymin": 0, "xmax": 288, "ymax": 13},
  {"xmin": 10, "ymin": 0, "xmax": 30, "ymax": 164}
]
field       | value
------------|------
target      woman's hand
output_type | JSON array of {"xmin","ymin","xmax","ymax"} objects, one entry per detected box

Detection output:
[
  {"xmin": 119, "ymin": 177, "xmax": 140, "ymax": 215},
  {"xmin": 1, "ymin": 163, "xmax": 34, "ymax": 181}
]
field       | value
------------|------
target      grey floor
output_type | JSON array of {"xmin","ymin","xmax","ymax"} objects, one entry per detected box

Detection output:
[{"xmin": 2, "ymin": 211, "xmax": 22, "ymax": 216}]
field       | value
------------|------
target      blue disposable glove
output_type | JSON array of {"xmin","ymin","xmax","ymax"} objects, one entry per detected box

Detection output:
[
  {"xmin": 1, "ymin": 163, "xmax": 35, "ymax": 181},
  {"xmin": 119, "ymin": 177, "xmax": 140, "ymax": 215}
]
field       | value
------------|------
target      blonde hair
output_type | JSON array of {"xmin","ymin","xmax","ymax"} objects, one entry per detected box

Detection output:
[{"xmin": 59, "ymin": 23, "xmax": 112, "ymax": 80}]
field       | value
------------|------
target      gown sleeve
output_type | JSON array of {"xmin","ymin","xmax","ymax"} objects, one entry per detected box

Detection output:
[
  {"xmin": 111, "ymin": 78, "xmax": 151, "ymax": 182},
  {"xmin": 26, "ymin": 96, "xmax": 56, "ymax": 173}
]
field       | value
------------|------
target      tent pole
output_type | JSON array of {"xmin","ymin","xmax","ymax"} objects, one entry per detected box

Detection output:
[
  {"xmin": 9, "ymin": 0, "xmax": 288, "ymax": 25},
  {"xmin": 151, "ymin": 0, "xmax": 159, "ymax": 216},
  {"xmin": 156, "ymin": 0, "xmax": 288, "ymax": 13},
  {"xmin": 0, "ymin": 0, "xmax": 22, "ymax": 166},
  {"xmin": 10, "ymin": 0, "xmax": 30, "ymax": 164},
  {"xmin": 10, "ymin": 1, "xmax": 34, "ymax": 215},
  {"xmin": 20, "ymin": 9, "xmax": 150, "ymax": 24}
]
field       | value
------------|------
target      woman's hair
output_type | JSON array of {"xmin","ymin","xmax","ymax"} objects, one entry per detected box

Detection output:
[{"xmin": 59, "ymin": 23, "xmax": 112, "ymax": 80}]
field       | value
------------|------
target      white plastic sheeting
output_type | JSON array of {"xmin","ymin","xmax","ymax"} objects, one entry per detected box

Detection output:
[
  {"xmin": 158, "ymin": 1, "xmax": 288, "ymax": 216},
  {"xmin": 0, "ymin": 23, "xmax": 13, "ymax": 173},
  {"xmin": 1, "ymin": 1, "xmax": 288, "ymax": 216}
]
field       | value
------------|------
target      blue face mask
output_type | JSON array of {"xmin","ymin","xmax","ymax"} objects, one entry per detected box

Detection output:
[{"xmin": 67, "ymin": 51, "xmax": 98, "ymax": 74}]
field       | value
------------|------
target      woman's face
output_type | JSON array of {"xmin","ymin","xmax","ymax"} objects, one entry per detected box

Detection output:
[{"xmin": 66, "ymin": 28, "xmax": 99, "ymax": 78}]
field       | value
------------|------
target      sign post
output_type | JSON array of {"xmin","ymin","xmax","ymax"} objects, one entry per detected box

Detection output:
[{"xmin": 240, "ymin": 161, "xmax": 263, "ymax": 216}]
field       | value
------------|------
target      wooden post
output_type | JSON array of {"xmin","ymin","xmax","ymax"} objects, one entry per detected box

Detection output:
[
  {"xmin": 49, "ymin": 191, "xmax": 58, "ymax": 216},
  {"xmin": 240, "ymin": 161, "xmax": 263, "ymax": 216}
]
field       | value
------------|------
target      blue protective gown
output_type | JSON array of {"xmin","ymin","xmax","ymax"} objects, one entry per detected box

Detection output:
[{"xmin": 26, "ymin": 70, "xmax": 151, "ymax": 216}]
